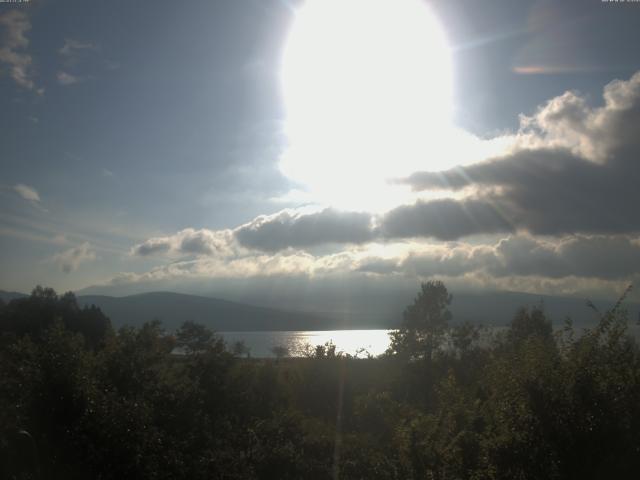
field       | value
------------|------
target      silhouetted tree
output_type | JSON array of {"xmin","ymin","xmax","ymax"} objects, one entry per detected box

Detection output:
[
  {"xmin": 451, "ymin": 321, "xmax": 480, "ymax": 355},
  {"xmin": 0, "ymin": 286, "xmax": 111, "ymax": 348},
  {"xmin": 2, "ymin": 283, "xmax": 640, "ymax": 479},
  {"xmin": 507, "ymin": 305, "xmax": 553, "ymax": 344},
  {"xmin": 176, "ymin": 320, "xmax": 216, "ymax": 354},
  {"xmin": 388, "ymin": 280, "xmax": 452, "ymax": 359},
  {"xmin": 231, "ymin": 339, "xmax": 250, "ymax": 358},
  {"xmin": 272, "ymin": 344, "xmax": 289, "ymax": 360}
]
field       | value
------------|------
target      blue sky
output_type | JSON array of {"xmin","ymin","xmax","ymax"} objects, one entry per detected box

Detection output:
[{"xmin": 2, "ymin": 0, "xmax": 640, "ymax": 304}]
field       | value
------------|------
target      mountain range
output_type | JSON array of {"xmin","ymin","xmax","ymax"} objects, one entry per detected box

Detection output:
[{"xmin": 2, "ymin": 288, "xmax": 638, "ymax": 331}]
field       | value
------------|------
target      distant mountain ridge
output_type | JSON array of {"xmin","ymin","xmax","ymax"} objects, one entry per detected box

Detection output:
[
  {"xmin": 0, "ymin": 290, "xmax": 28, "ymax": 303},
  {"xmin": 75, "ymin": 292, "xmax": 336, "ymax": 331},
  {"xmin": 2, "ymin": 289, "xmax": 638, "ymax": 331}
]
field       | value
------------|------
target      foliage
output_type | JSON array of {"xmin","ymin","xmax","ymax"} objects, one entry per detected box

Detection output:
[
  {"xmin": 388, "ymin": 280, "xmax": 452, "ymax": 359},
  {"xmin": 0, "ymin": 285, "xmax": 111, "ymax": 348},
  {"xmin": 271, "ymin": 344, "xmax": 290, "ymax": 360},
  {"xmin": 1, "ymin": 283, "xmax": 640, "ymax": 479},
  {"xmin": 507, "ymin": 305, "xmax": 553, "ymax": 345}
]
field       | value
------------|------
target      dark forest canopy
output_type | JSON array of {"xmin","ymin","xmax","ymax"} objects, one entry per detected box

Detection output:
[
  {"xmin": 0, "ymin": 286, "xmax": 111, "ymax": 348},
  {"xmin": 1, "ymin": 282, "xmax": 639, "ymax": 479}
]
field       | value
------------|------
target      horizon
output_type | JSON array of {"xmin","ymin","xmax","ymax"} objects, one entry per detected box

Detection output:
[{"xmin": 4, "ymin": 284, "xmax": 638, "ymax": 333}]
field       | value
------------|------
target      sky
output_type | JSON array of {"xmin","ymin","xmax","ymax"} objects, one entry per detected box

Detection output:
[{"xmin": 1, "ymin": 0, "xmax": 640, "ymax": 306}]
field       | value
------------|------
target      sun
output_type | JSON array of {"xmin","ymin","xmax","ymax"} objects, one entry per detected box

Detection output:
[{"xmin": 280, "ymin": 0, "xmax": 454, "ymax": 211}]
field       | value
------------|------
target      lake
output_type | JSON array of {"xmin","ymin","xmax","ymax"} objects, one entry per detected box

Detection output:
[
  {"xmin": 220, "ymin": 329, "xmax": 392, "ymax": 358},
  {"xmin": 221, "ymin": 324, "xmax": 640, "ymax": 358}
]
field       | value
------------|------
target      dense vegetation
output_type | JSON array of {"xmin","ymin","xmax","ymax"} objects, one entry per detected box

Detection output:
[{"xmin": 1, "ymin": 282, "xmax": 639, "ymax": 479}]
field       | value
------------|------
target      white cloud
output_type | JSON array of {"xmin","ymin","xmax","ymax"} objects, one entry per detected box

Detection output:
[
  {"xmin": 235, "ymin": 208, "xmax": 375, "ymax": 251},
  {"xmin": 58, "ymin": 38, "xmax": 96, "ymax": 58},
  {"xmin": 123, "ymin": 230, "xmax": 640, "ymax": 292},
  {"xmin": 53, "ymin": 242, "xmax": 96, "ymax": 273},
  {"xmin": 57, "ymin": 71, "xmax": 82, "ymax": 85},
  {"xmin": 56, "ymin": 39, "xmax": 97, "ymax": 86},
  {"xmin": 14, "ymin": 183, "xmax": 40, "ymax": 202},
  {"xmin": 131, "ymin": 228, "xmax": 237, "ymax": 258},
  {"xmin": 512, "ymin": 72, "xmax": 640, "ymax": 163},
  {"xmin": 0, "ymin": 10, "xmax": 36, "ymax": 90}
]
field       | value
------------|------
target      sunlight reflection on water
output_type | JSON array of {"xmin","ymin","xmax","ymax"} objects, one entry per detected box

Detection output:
[
  {"xmin": 220, "ymin": 330, "xmax": 391, "ymax": 358},
  {"xmin": 220, "ymin": 325, "xmax": 640, "ymax": 358}
]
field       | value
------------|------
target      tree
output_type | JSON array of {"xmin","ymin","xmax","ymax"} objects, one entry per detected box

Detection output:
[
  {"xmin": 451, "ymin": 321, "xmax": 480, "ymax": 356},
  {"xmin": 0, "ymin": 286, "xmax": 111, "ymax": 348},
  {"xmin": 388, "ymin": 280, "xmax": 452, "ymax": 359},
  {"xmin": 272, "ymin": 345, "xmax": 289, "ymax": 360},
  {"xmin": 507, "ymin": 305, "xmax": 552, "ymax": 345},
  {"xmin": 231, "ymin": 340, "xmax": 250, "ymax": 358},
  {"xmin": 176, "ymin": 320, "xmax": 216, "ymax": 354}
]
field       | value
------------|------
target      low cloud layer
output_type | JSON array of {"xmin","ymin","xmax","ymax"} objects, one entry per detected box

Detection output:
[
  {"xmin": 131, "ymin": 231, "xmax": 639, "ymax": 285},
  {"xmin": 358, "ymin": 235, "xmax": 640, "ymax": 282}
]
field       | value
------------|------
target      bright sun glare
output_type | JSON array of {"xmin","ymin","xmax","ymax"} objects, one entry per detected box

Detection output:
[{"xmin": 281, "ymin": 0, "xmax": 456, "ymax": 210}]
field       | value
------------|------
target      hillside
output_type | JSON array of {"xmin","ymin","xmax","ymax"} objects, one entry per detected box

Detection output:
[
  {"xmin": 76, "ymin": 291, "xmax": 335, "ymax": 331},
  {"xmin": 0, "ymin": 290, "xmax": 27, "ymax": 303},
  {"xmin": 3, "ymin": 289, "xmax": 638, "ymax": 331}
]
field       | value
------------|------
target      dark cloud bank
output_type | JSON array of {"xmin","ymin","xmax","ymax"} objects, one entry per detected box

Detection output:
[
  {"xmin": 233, "ymin": 71, "xmax": 640, "ymax": 250},
  {"xmin": 128, "ymin": 72, "xmax": 640, "ymax": 287}
]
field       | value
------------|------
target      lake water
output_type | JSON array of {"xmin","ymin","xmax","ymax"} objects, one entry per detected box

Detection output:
[
  {"xmin": 221, "ymin": 325, "xmax": 640, "ymax": 358},
  {"xmin": 220, "ymin": 330, "xmax": 392, "ymax": 358}
]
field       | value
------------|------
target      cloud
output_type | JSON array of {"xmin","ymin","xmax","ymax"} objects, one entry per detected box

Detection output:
[
  {"xmin": 132, "ymin": 237, "xmax": 171, "ymax": 256},
  {"xmin": 399, "ymin": 71, "xmax": 640, "ymax": 238},
  {"xmin": 164, "ymin": 73, "xmax": 639, "ymax": 252},
  {"xmin": 356, "ymin": 234, "xmax": 640, "ymax": 282},
  {"xmin": 120, "ymin": 70, "xmax": 640, "ymax": 301},
  {"xmin": 56, "ymin": 39, "xmax": 97, "ymax": 86},
  {"xmin": 53, "ymin": 242, "xmax": 96, "ymax": 273},
  {"xmin": 56, "ymin": 71, "xmax": 82, "ymax": 85},
  {"xmin": 129, "ymin": 223, "xmax": 640, "ymax": 285},
  {"xmin": 111, "ymin": 251, "xmax": 347, "ymax": 285},
  {"xmin": 130, "ymin": 208, "xmax": 375, "ymax": 255},
  {"xmin": 58, "ymin": 38, "xmax": 96, "ymax": 58},
  {"xmin": 0, "ymin": 10, "xmax": 36, "ymax": 90},
  {"xmin": 380, "ymin": 198, "xmax": 513, "ymax": 241},
  {"xmin": 234, "ymin": 208, "xmax": 375, "ymax": 251},
  {"xmin": 104, "ymin": 233, "xmax": 640, "ymax": 309},
  {"xmin": 488, "ymin": 235, "xmax": 640, "ymax": 280},
  {"xmin": 512, "ymin": 65, "xmax": 603, "ymax": 75},
  {"xmin": 131, "ymin": 228, "xmax": 236, "ymax": 258},
  {"xmin": 14, "ymin": 183, "xmax": 40, "ymax": 202},
  {"xmin": 229, "ymin": 199, "xmax": 512, "ymax": 249}
]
